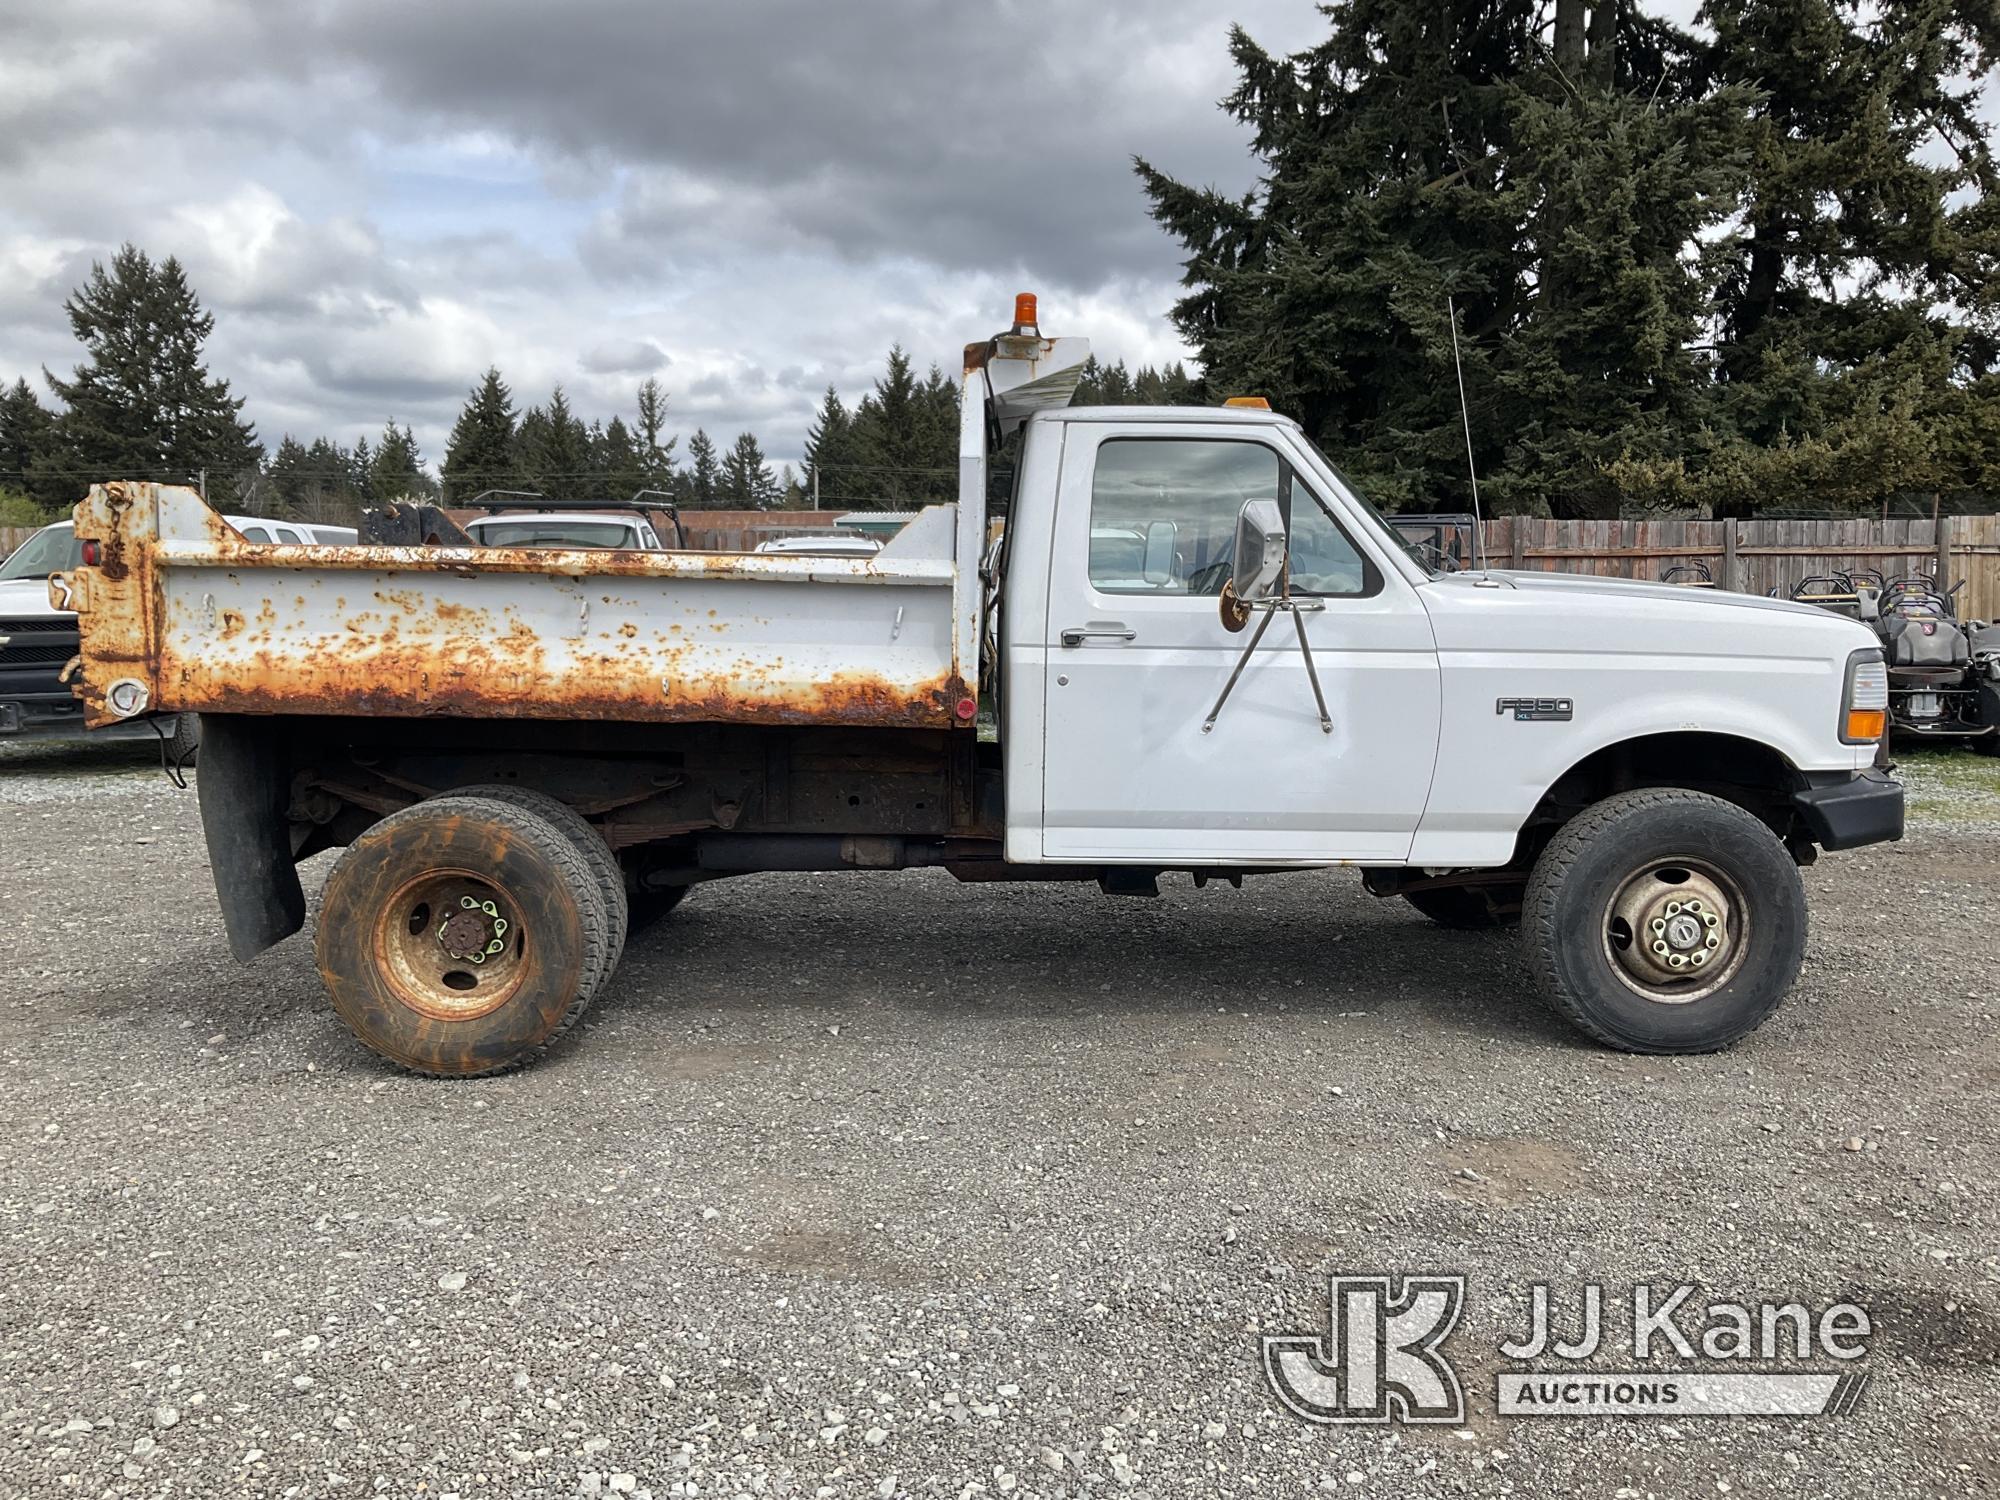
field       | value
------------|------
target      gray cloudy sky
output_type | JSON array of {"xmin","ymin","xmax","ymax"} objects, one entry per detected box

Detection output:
[{"xmin": 0, "ymin": 0, "xmax": 1354, "ymax": 474}]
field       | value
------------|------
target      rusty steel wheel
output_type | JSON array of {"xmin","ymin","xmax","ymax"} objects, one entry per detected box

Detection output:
[
  {"xmin": 451, "ymin": 784, "xmax": 628, "ymax": 975},
  {"xmin": 314, "ymin": 795, "xmax": 611, "ymax": 1077}
]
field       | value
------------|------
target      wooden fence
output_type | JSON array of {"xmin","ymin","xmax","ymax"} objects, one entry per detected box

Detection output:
[
  {"xmin": 7, "ymin": 512, "xmax": 1999, "ymax": 618},
  {"xmin": 1481, "ymin": 516, "xmax": 2000, "ymax": 619}
]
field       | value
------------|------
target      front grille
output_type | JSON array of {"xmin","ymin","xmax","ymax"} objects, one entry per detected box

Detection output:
[
  {"xmin": 0, "ymin": 618, "xmax": 79, "ymax": 668},
  {"xmin": 0, "ymin": 617, "xmax": 75, "ymax": 635}
]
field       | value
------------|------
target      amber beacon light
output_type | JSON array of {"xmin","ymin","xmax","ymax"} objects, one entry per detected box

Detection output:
[{"xmin": 1012, "ymin": 292, "xmax": 1038, "ymax": 333}]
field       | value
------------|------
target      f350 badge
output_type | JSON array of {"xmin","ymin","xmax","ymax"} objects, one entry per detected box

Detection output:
[{"xmin": 1497, "ymin": 697, "xmax": 1573, "ymax": 722}]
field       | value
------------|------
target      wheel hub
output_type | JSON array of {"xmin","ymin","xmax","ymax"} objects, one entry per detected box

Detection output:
[
  {"xmin": 1605, "ymin": 864, "xmax": 1741, "ymax": 1002},
  {"xmin": 438, "ymin": 896, "xmax": 509, "ymax": 963},
  {"xmin": 373, "ymin": 871, "xmax": 528, "ymax": 1022}
]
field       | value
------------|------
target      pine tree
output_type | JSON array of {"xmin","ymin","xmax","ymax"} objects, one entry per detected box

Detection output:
[
  {"xmin": 600, "ymin": 415, "xmax": 645, "ymax": 500},
  {"xmin": 266, "ymin": 434, "xmax": 313, "ymax": 507},
  {"xmin": 520, "ymin": 385, "xmax": 590, "ymax": 497},
  {"xmin": 849, "ymin": 346, "xmax": 943, "ymax": 508},
  {"xmin": 368, "ymin": 421, "xmax": 431, "ymax": 502},
  {"xmin": 1675, "ymin": 0, "xmax": 2000, "ymax": 514},
  {"xmin": 721, "ymin": 432, "xmax": 780, "ymax": 509},
  {"xmin": 1137, "ymin": 9, "xmax": 1541, "ymax": 511},
  {"xmin": 801, "ymin": 385, "xmax": 855, "ymax": 507},
  {"xmin": 442, "ymin": 368, "xmax": 519, "ymax": 502},
  {"xmin": 38, "ymin": 245, "xmax": 261, "ymax": 505},
  {"xmin": 683, "ymin": 429, "xmax": 720, "ymax": 508},
  {"xmin": 0, "ymin": 378, "xmax": 59, "ymax": 513},
  {"xmin": 634, "ymin": 377, "xmax": 678, "ymax": 488}
]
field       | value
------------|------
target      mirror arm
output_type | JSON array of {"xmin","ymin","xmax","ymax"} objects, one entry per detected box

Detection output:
[{"xmin": 1201, "ymin": 595, "xmax": 1332, "ymax": 736}]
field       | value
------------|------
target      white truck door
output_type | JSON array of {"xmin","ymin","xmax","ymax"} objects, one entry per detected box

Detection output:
[{"xmin": 1039, "ymin": 424, "xmax": 1442, "ymax": 864}]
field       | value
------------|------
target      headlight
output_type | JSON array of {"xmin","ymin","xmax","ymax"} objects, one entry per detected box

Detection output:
[{"xmin": 1841, "ymin": 648, "xmax": 1888, "ymax": 744}]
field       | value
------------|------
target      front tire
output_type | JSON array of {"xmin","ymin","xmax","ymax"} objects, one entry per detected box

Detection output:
[
  {"xmin": 314, "ymin": 795, "xmax": 611, "ymax": 1076},
  {"xmin": 1521, "ymin": 789, "xmax": 1806, "ymax": 1054}
]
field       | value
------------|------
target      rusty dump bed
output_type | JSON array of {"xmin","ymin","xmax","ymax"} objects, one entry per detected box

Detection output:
[{"xmin": 58, "ymin": 483, "xmax": 970, "ymax": 731}]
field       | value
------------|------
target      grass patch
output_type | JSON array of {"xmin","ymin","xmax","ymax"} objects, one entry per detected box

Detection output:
[{"xmin": 1894, "ymin": 747, "xmax": 2000, "ymax": 823}]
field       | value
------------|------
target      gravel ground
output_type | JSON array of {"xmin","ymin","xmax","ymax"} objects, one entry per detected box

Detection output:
[{"xmin": 2, "ymin": 739, "xmax": 1996, "ymax": 1500}]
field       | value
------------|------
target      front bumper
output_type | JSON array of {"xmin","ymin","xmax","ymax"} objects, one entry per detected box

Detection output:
[{"xmin": 1793, "ymin": 770, "xmax": 1905, "ymax": 851}]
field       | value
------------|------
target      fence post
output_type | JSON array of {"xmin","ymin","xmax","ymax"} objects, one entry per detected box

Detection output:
[
  {"xmin": 1509, "ymin": 518, "xmax": 1525, "ymax": 571},
  {"xmin": 1936, "ymin": 519, "xmax": 1952, "ymax": 591},
  {"xmin": 1721, "ymin": 524, "xmax": 1739, "ymax": 593}
]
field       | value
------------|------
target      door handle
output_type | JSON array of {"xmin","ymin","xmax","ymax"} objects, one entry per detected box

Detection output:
[{"xmin": 1060, "ymin": 625, "xmax": 1136, "ymax": 648}]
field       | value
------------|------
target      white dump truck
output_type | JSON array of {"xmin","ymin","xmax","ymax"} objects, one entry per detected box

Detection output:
[{"xmin": 55, "ymin": 297, "xmax": 1902, "ymax": 1075}]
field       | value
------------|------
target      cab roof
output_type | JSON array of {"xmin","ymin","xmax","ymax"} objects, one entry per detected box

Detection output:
[{"xmin": 1037, "ymin": 404, "xmax": 1299, "ymax": 428}]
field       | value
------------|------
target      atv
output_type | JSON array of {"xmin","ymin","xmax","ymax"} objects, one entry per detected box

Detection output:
[{"xmin": 1855, "ymin": 575, "xmax": 2000, "ymax": 749}]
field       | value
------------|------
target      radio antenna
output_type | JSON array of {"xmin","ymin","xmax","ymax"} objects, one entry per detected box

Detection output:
[{"xmin": 1446, "ymin": 293, "xmax": 1487, "ymax": 570}]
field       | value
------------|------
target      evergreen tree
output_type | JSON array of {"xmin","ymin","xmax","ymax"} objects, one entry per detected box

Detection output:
[
  {"xmin": 266, "ymin": 434, "xmax": 314, "ymax": 508},
  {"xmin": 520, "ymin": 385, "xmax": 590, "ymax": 497},
  {"xmin": 1137, "ymin": 7, "xmax": 1540, "ymax": 511},
  {"xmin": 368, "ymin": 420, "xmax": 432, "ymax": 501},
  {"xmin": 600, "ymin": 415, "xmax": 645, "ymax": 499},
  {"xmin": 849, "ymin": 346, "xmax": 946, "ymax": 508},
  {"xmin": 1674, "ymin": 0, "xmax": 2000, "ymax": 513},
  {"xmin": 801, "ymin": 385, "xmax": 856, "ymax": 507},
  {"xmin": 442, "ymin": 367, "xmax": 519, "ymax": 502},
  {"xmin": 0, "ymin": 378, "xmax": 59, "ymax": 513},
  {"xmin": 634, "ymin": 376, "xmax": 678, "ymax": 487},
  {"xmin": 38, "ymin": 245, "xmax": 260, "ymax": 504},
  {"xmin": 683, "ymin": 429, "xmax": 721, "ymax": 508},
  {"xmin": 721, "ymin": 431, "xmax": 780, "ymax": 509}
]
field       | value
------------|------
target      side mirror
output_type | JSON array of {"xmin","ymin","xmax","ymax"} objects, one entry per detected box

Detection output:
[
  {"xmin": 1142, "ymin": 520, "xmax": 1177, "ymax": 587},
  {"xmin": 1231, "ymin": 498, "xmax": 1287, "ymax": 602}
]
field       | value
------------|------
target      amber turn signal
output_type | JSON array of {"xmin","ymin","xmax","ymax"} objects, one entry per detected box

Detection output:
[{"xmin": 1845, "ymin": 708, "xmax": 1886, "ymax": 742}]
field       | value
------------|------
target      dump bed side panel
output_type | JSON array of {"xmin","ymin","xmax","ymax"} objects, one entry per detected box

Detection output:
[{"xmin": 62, "ymin": 484, "xmax": 966, "ymax": 731}]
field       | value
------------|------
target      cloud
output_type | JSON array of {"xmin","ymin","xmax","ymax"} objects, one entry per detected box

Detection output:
[
  {"xmin": 579, "ymin": 338, "xmax": 671, "ymax": 375},
  {"xmin": 0, "ymin": 0, "xmax": 1332, "ymax": 469}
]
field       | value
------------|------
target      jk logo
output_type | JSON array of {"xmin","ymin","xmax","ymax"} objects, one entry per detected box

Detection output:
[{"xmin": 1263, "ymin": 1275, "xmax": 1466, "ymax": 1425}]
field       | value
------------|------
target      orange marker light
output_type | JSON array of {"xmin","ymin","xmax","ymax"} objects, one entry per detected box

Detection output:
[
  {"xmin": 1013, "ymin": 292, "xmax": 1038, "ymax": 331},
  {"xmin": 1845, "ymin": 708, "xmax": 1886, "ymax": 742},
  {"xmin": 1224, "ymin": 396, "xmax": 1272, "ymax": 409}
]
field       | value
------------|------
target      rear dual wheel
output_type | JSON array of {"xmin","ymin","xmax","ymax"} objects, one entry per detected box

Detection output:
[{"xmin": 315, "ymin": 794, "xmax": 619, "ymax": 1077}]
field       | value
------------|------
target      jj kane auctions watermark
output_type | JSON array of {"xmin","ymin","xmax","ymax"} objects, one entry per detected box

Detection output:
[{"xmin": 1263, "ymin": 1276, "xmax": 1872, "ymax": 1425}]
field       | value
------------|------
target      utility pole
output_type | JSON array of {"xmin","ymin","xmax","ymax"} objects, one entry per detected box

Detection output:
[{"xmin": 812, "ymin": 466, "xmax": 820, "ymax": 512}]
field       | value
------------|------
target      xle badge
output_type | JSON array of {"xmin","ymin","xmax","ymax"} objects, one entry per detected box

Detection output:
[{"xmin": 1497, "ymin": 697, "xmax": 1573, "ymax": 722}]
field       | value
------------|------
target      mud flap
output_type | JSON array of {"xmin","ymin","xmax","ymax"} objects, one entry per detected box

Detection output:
[{"xmin": 196, "ymin": 714, "xmax": 305, "ymax": 960}]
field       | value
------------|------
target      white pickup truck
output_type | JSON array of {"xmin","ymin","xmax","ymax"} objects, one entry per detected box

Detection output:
[{"xmin": 56, "ymin": 299, "xmax": 1902, "ymax": 1076}]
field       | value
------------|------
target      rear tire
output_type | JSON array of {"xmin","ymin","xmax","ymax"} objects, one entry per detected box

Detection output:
[
  {"xmin": 167, "ymin": 712, "xmax": 201, "ymax": 766},
  {"xmin": 1402, "ymin": 886, "xmax": 1517, "ymax": 930},
  {"xmin": 452, "ymin": 784, "xmax": 628, "ymax": 964},
  {"xmin": 1521, "ymin": 788, "xmax": 1806, "ymax": 1054},
  {"xmin": 314, "ymin": 795, "xmax": 611, "ymax": 1077}
]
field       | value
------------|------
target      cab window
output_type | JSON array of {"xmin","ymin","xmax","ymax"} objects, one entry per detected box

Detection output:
[{"xmin": 1086, "ymin": 437, "xmax": 1375, "ymax": 598}]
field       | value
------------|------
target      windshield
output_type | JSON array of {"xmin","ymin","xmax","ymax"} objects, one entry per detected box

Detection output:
[
  {"xmin": 473, "ymin": 521, "xmax": 635, "ymax": 549},
  {"xmin": 1293, "ymin": 438, "xmax": 1442, "ymax": 578},
  {"xmin": 0, "ymin": 526, "xmax": 81, "ymax": 582}
]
